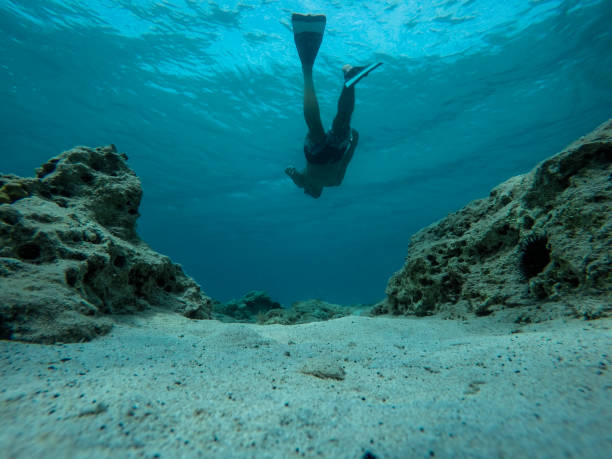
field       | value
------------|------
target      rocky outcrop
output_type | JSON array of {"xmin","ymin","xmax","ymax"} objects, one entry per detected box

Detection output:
[
  {"xmin": 0, "ymin": 145, "xmax": 212, "ymax": 343},
  {"xmin": 213, "ymin": 291, "xmax": 281, "ymax": 322},
  {"xmin": 258, "ymin": 299, "xmax": 351, "ymax": 325},
  {"xmin": 213, "ymin": 292, "xmax": 353, "ymax": 325},
  {"xmin": 374, "ymin": 119, "xmax": 612, "ymax": 321}
]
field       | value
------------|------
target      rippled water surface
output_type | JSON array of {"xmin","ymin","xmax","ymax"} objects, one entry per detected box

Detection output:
[{"xmin": 2, "ymin": 0, "xmax": 611, "ymax": 304}]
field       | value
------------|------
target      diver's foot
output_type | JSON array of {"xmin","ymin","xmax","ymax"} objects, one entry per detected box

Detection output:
[
  {"xmin": 343, "ymin": 64, "xmax": 364, "ymax": 80},
  {"xmin": 343, "ymin": 62, "xmax": 383, "ymax": 88}
]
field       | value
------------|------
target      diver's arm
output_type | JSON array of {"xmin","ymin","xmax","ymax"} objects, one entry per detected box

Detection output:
[
  {"xmin": 285, "ymin": 167, "xmax": 306, "ymax": 189},
  {"xmin": 286, "ymin": 166, "xmax": 323, "ymax": 198}
]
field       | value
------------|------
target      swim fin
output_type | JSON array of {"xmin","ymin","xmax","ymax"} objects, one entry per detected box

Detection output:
[
  {"xmin": 344, "ymin": 62, "xmax": 383, "ymax": 88},
  {"xmin": 292, "ymin": 13, "xmax": 326, "ymax": 68}
]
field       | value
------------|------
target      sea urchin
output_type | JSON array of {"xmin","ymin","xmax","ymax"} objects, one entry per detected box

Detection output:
[{"xmin": 519, "ymin": 234, "xmax": 551, "ymax": 280}]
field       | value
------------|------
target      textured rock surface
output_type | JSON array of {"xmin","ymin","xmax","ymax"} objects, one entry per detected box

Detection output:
[
  {"xmin": 258, "ymin": 299, "xmax": 352, "ymax": 325},
  {"xmin": 375, "ymin": 119, "xmax": 612, "ymax": 320},
  {"xmin": 213, "ymin": 292, "xmax": 354, "ymax": 325},
  {"xmin": 0, "ymin": 145, "xmax": 212, "ymax": 343},
  {"xmin": 212, "ymin": 290, "xmax": 281, "ymax": 322}
]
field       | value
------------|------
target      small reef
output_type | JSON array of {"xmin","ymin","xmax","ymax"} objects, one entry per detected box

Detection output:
[
  {"xmin": 0, "ymin": 145, "xmax": 212, "ymax": 343},
  {"xmin": 213, "ymin": 290, "xmax": 354, "ymax": 325},
  {"xmin": 374, "ymin": 119, "xmax": 612, "ymax": 321}
]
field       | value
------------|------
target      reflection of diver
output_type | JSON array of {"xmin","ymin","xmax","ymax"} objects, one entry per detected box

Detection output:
[{"xmin": 285, "ymin": 13, "xmax": 382, "ymax": 198}]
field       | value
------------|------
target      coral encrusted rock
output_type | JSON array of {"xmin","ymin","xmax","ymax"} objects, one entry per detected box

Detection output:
[
  {"xmin": 213, "ymin": 290, "xmax": 281, "ymax": 322},
  {"xmin": 257, "ymin": 299, "xmax": 351, "ymax": 325},
  {"xmin": 213, "ymin": 292, "xmax": 354, "ymax": 325},
  {"xmin": 0, "ymin": 145, "xmax": 212, "ymax": 343},
  {"xmin": 374, "ymin": 119, "xmax": 612, "ymax": 320}
]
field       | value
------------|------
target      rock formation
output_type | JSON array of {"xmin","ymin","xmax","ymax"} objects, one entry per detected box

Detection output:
[
  {"xmin": 0, "ymin": 145, "xmax": 212, "ymax": 343},
  {"xmin": 213, "ymin": 291, "xmax": 353, "ymax": 325},
  {"xmin": 213, "ymin": 290, "xmax": 281, "ymax": 322},
  {"xmin": 257, "ymin": 299, "xmax": 352, "ymax": 325},
  {"xmin": 374, "ymin": 119, "xmax": 612, "ymax": 321}
]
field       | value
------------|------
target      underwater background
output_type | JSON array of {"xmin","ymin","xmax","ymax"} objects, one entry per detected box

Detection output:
[{"xmin": 1, "ymin": 0, "xmax": 611, "ymax": 305}]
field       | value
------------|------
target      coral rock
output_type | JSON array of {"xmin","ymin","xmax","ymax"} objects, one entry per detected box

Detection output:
[
  {"xmin": 0, "ymin": 146, "xmax": 212, "ymax": 343},
  {"xmin": 258, "ymin": 299, "xmax": 351, "ymax": 325},
  {"xmin": 375, "ymin": 119, "xmax": 612, "ymax": 320},
  {"xmin": 213, "ymin": 290, "xmax": 281, "ymax": 322}
]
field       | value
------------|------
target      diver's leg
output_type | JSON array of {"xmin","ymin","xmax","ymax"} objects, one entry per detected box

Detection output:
[
  {"xmin": 293, "ymin": 14, "xmax": 327, "ymax": 144},
  {"xmin": 331, "ymin": 66, "xmax": 356, "ymax": 137},
  {"xmin": 303, "ymin": 67, "xmax": 326, "ymax": 144}
]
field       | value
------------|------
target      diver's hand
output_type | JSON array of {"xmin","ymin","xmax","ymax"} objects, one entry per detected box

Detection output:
[{"xmin": 285, "ymin": 166, "xmax": 305, "ymax": 189}]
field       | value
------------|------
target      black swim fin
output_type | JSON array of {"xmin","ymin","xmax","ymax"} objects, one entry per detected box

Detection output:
[
  {"xmin": 292, "ymin": 13, "xmax": 326, "ymax": 68},
  {"xmin": 344, "ymin": 62, "xmax": 383, "ymax": 88}
]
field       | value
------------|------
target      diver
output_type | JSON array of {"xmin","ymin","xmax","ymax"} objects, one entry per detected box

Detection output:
[{"xmin": 285, "ymin": 13, "xmax": 382, "ymax": 198}]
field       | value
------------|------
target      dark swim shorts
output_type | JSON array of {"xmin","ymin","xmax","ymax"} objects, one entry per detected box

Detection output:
[{"xmin": 304, "ymin": 129, "xmax": 353, "ymax": 165}]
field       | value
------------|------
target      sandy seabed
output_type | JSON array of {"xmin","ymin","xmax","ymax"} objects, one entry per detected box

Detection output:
[{"xmin": 1, "ymin": 311, "xmax": 611, "ymax": 458}]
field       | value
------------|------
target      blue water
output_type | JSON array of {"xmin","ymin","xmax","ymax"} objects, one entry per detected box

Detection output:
[{"xmin": 1, "ymin": 0, "xmax": 611, "ymax": 305}]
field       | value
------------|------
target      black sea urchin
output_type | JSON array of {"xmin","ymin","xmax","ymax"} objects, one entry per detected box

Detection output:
[{"xmin": 519, "ymin": 234, "xmax": 551, "ymax": 280}]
